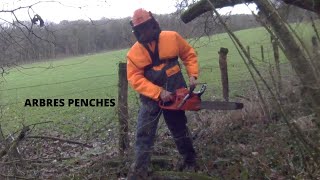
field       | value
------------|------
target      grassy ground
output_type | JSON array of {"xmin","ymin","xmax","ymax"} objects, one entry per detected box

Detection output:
[
  {"xmin": 0, "ymin": 20, "xmax": 319, "ymax": 179},
  {"xmin": 0, "ymin": 20, "xmax": 317, "ymax": 137},
  {"xmin": 0, "ymin": 50, "xmax": 127, "ymax": 136}
]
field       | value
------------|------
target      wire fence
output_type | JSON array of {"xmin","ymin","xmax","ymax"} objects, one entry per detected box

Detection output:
[
  {"xmin": 0, "ymin": 30, "xmax": 302, "ymax": 138},
  {"xmin": 0, "ymin": 73, "xmax": 117, "ymax": 92}
]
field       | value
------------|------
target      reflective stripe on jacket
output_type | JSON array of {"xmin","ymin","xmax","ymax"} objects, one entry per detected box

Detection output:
[{"xmin": 127, "ymin": 31, "xmax": 199, "ymax": 101}]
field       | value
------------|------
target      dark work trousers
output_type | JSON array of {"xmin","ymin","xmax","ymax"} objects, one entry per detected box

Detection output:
[{"xmin": 133, "ymin": 97, "xmax": 196, "ymax": 172}]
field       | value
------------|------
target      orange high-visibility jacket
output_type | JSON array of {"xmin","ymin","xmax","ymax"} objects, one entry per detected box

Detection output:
[{"xmin": 127, "ymin": 31, "xmax": 199, "ymax": 101}]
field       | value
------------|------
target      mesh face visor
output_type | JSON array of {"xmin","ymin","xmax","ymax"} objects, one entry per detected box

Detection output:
[
  {"xmin": 131, "ymin": 18, "xmax": 160, "ymax": 44},
  {"xmin": 132, "ymin": 19, "xmax": 154, "ymax": 32}
]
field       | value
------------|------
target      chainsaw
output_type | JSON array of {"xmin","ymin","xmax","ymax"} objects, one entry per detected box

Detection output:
[{"xmin": 159, "ymin": 84, "xmax": 243, "ymax": 111}]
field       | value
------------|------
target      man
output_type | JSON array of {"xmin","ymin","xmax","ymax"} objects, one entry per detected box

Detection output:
[{"xmin": 126, "ymin": 8, "xmax": 199, "ymax": 179}]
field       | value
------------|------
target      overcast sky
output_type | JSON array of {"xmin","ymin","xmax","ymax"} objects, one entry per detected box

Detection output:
[{"xmin": 1, "ymin": 0, "xmax": 257, "ymax": 24}]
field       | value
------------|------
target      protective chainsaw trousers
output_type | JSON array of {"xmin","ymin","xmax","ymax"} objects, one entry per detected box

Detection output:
[{"xmin": 132, "ymin": 97, "xmax": 196, "ymax": 172}]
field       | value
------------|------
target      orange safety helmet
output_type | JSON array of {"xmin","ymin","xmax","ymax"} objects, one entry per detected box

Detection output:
[
  {"xmin": 130, "ymin": 8, "xmax": 161, "ymax": 44},
  {"xmin": 131, "ymin": 8, "xmax": 152, "ymax": 27}
]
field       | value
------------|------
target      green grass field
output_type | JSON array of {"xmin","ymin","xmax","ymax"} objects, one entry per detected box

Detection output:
[{"xmin": 0, "ymin": 21, "xmax": 317, "ymax": 137}]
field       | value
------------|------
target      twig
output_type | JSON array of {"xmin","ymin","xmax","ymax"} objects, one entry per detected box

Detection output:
[
  {"xmin": 0, "ymin": 156, "xmax": 75, "ymax": 165},
  {"xmin": 0, "ymin": 124, "xmax": 5, "ymax": 144},
  {"xmin": 27, "ymin": 121, "xmax": 54, "ymax": 127},
  {"xmin": 0, "ymin": 158, "xmax": 51, "ymax": 165},
  {"xmin": 8, "ymin": 121, "xmax": 53, "ymax": 138},
  {"xmin": 27, "ymin": 135, "xmax": 93, "ymax": 148},
  {"xmin": 234, "ymin": 95, "xmax": 252, "ymax": 102},
  {"xmin": 310, "ymin": 15, "xmax": 320, "ymax": 42},
  {"xmin": 0, "ymin": 173, "xmax": 34, "ymax": 180}
]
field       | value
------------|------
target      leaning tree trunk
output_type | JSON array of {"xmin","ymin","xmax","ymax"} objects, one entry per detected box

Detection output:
[
  {"xmin": 181, "ymin": 0, "xmax": 320, "ymax": 127},
  {"xmin": 282, "ymin": 0, "xmax": 320, "ymax": 14},
  {"xmin": 254, "ymin": 0, "xmax": 320, "ymax": 128},
  {"xmin": 181, "ymin": 0, "xmax": 320, "ymax": 23}
]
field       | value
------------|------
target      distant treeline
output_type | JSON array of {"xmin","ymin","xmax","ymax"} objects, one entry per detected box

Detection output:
[{"xmin": 0, "ymin": 6, "xmax": 309, "ymax": 65}]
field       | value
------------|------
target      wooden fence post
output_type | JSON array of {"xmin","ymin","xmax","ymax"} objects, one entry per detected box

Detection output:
[
  {"xmin": 118, "ymin": 63, "xmax": 129, "ymax": 156},
  {"xmin": 218, "ymin": 47, "xmax": 229, "ymax": 101},
  {"xmin": 261, "ymin": 45, "xmax": 264, "ymax": 62}
]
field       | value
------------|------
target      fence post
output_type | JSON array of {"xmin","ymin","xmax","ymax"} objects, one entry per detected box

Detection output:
[
  {"xmin": 118, "ymin": 63, "xmax": 129, "ymax": 156},
  {"xmin": 218, "ymin": 47, "xmax": 229, "ymax": 101},
  {"xmin": 261, "ymin": 45, "xmax": 264, "ymax": 62}
]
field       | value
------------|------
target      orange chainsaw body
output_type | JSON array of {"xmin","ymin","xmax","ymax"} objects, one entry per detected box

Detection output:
[{"xmin": 159, "ymin": 88, "xmax": 202, "ymax": 111}]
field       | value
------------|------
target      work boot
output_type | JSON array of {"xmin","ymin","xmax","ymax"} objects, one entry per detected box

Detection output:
[
  {"xmin": 127, "ymin": 163, "xmax": 151, "ymax": 180},
  {"xmin": 177, "ymin": 158, "xmax": 199, "ymax": 172},
  {"xmin": 127, "ymin": 171, "xmax": 148, "ymax": 180}
]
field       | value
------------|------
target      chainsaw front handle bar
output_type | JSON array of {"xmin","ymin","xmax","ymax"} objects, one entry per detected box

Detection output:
[{"xmin": 195, "ymin": 84, "xmax": 207, "ymax": 97}]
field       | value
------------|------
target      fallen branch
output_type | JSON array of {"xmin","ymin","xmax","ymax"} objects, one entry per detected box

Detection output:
[
  {"xmin": 27, "ymin": 135, "xmax": 93, "ymax": 148},
  {"xmin": 0, "ymin": 126, "xmax": 29, "ymax": 159},
  {"xmin": 0, "ymin": 173, "xmax": 34, "ymax": 180},
  {"xmin": 234, "ymin": 95, "xmax": 252, "ymax": 102},
  {"xmin": 8, "ymin": 121, "xmax": 53, "ymax": 139},
  {"xmin": 0, "ymin": 157, "xmax": 59, "ymax": 165}
]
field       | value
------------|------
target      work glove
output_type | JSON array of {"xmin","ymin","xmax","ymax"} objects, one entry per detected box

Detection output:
[{"xmin": 160, "ymin": 89, "xmax": 174, "ymax": 103}]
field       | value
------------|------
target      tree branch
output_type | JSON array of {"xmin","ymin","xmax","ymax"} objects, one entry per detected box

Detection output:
[
  {"xmin": 27, "ymin": 135, "xmax": 93, "ymax": 148},
  {"xmin": 0, "ymin": 173, "xmax": 33, "ymax": 180}
]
